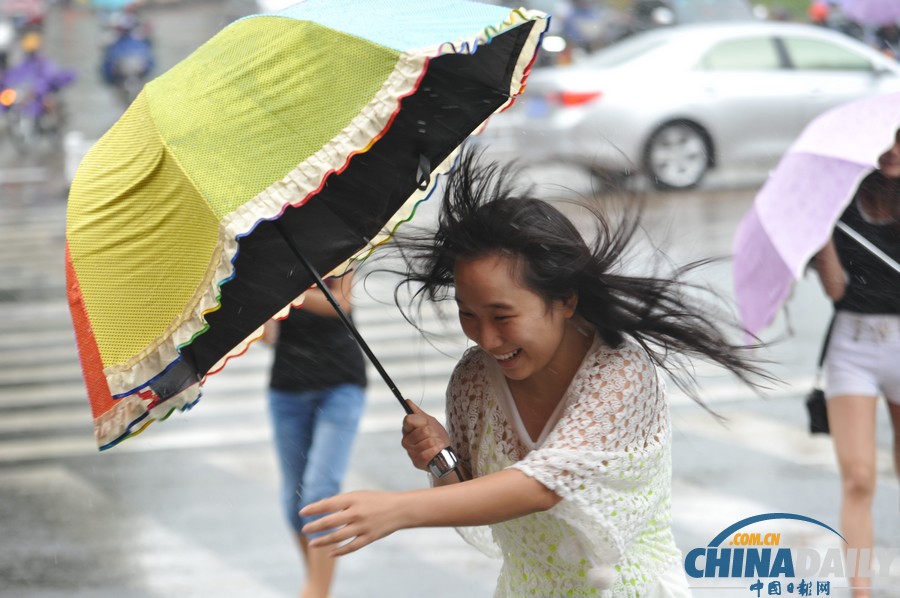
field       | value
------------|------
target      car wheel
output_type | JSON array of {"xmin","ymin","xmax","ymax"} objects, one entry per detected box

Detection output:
[{"xmin": 645, "ymin": 121, "xmax": 711, "ymax": 190}]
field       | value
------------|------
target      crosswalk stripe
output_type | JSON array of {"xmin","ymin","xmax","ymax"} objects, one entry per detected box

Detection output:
[
  {"xmin": 675, "ymin": 410, "xmax": 896, "ymax": 478},
  {"xmin": 667, "ymin": 376, "xmax": 813, "ymax": 406},
  {"xmin": 0, "ymin": 381, "xmax": 818, "ymax": 465},
  {"xmin": 0, "ymin": 343, "xmax": 78, "ymax": 366},
  {"xmin": 0, "ymin": 361, "xmax": 85, "ymax": 386},
  {"xmin": 0, "ymin": 359, "xmax": 452, "ymax": 409},
  {"xmin": 0, "ymin": 382, "xmax": 453, "ymax": 437},
  {"xmin": 0, "ymin": 359, "xmax": 815, "ymax": 442},
  {"xmin": 0, "ymin": 380, "xmax": 88, "ymax": 408},
  {"xmin": 0, "ymin": 401, "xmax": 430, "ymax": 463},
  {"xmin": 0, "ymin": 327, "xmax": 76, "ymax": 349},
  {"xmin": 0, "ymin": 167, "xmax": 50, "ymax": 185}
]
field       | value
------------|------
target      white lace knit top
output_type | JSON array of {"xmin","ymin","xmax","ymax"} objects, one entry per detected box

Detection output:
[{"xmin": 445, "ymin": 336, "xmax": 684, "ymax": 597}]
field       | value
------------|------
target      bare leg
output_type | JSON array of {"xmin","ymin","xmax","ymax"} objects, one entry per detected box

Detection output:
[
  {"xmin": 887, "ymin": 401, "xmax": 900, "ymax": 480},
  {"xmin": 296, "ymin": 533, "xmax": 336, "ymax": 598},
  {"xmin": 828, "ymin": 395, "xmax": 878, "ymax": 598}
]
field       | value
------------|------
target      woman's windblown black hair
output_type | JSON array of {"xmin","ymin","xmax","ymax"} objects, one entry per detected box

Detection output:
[{"xmin": 386, "ymin": 150, "xmax": 769, "ymax": 401}]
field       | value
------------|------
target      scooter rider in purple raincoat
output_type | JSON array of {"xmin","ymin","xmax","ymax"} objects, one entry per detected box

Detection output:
[{"xmin": 1, "ymin": 32, "xmax": 76, "ymax": 122}]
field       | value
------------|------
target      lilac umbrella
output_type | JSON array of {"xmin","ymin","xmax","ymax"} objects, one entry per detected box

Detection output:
[
  {"xmin": 842, "ymin": 0, "xmax": 900, "ymax": 27},
  {"xmin": 733, "ymin": 92, "xmax": 900, "ymax": 336}
]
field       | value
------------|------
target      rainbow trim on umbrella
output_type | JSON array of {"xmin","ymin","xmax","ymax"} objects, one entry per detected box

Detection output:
[{"xmin": 66, "ymin": 1, "xmax": 548, "ymax": 449}]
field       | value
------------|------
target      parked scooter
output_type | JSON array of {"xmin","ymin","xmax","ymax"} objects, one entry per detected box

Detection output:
[{"xmin": 0, "ymin": 32, "xmax": 75, "ymax": 152}]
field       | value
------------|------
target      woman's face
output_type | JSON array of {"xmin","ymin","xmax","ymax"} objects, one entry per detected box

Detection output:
[
  {"xmin": 453, "ymin": 252, "xmax": 577, "ymax": 384},
  {"xmin": 877, "ymin": 129, "xmax": 900, "ymax": 179}
]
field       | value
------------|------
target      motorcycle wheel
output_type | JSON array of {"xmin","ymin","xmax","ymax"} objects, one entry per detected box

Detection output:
[
  {"xmin": 6, "ymin": 109, "xmax": 36, "ymax": 153},
  {"xmin": 38, "ymin": 106, "xmax": 64, "ymax": 138}
]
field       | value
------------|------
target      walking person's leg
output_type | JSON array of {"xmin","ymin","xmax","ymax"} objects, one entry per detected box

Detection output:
[
  {"xmin": 298, "ymin": 384, "xmax": 366, "ymax": 598},
  {"xmin": 297, "ymin": 535, "xmax": 334, "ymax": 598},
  {"xmin": 881, "ymin": 331, "xmax": 900, "ymax": 481},
  {"xmin": 823, "ymin": 313, "xmax": 894, "ymax": 597},
  {"xmin": 888, "ymin": 401, "xmax": 900, "ymax": 484},
  {"xmin": 828, "ymin": 395, "xmax": 878, "ymax": 598},
  {"xmin": 268, "ymin": 388, "xmax": 316, "ymax": 597}
]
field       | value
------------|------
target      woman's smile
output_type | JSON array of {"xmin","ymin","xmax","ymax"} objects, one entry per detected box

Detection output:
[{"xmin": 493, "ymin": 348, "xmax": 522, "ymax": 366}]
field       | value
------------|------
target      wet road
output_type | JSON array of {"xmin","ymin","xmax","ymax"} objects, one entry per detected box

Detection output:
[{"xmin": 0, "ymin": 2, "xmax": 898, "ymax": 597}]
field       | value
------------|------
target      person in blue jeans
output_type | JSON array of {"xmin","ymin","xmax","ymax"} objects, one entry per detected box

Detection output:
[{"xmin": 264, "ymin": 273, "xmax": 367, "ymax": 598}]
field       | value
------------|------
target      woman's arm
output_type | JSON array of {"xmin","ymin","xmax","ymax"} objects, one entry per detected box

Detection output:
[
  {"xmin": 300, "ymin": 468, "xmax": 561, "ymax": 556},
  {"xmin": 814, "ymin": 238, "xmax": 847, "ymax": 302}
]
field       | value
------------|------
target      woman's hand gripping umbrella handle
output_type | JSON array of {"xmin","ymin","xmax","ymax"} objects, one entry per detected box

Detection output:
[
  {"xmin": 401, "ymin": 399, "xmax": 464, "ymax": 481},
  {"xmin": 276, "ymin": 220, "xmax": 464, "ymax": 482}
]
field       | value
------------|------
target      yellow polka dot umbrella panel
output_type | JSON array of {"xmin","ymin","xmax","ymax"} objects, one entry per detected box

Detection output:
[{"xmin": 65, "ymin": 0, "xmax": 548, "ymax": 450}]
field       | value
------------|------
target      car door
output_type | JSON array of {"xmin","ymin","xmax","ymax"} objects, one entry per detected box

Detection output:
[
  {"xmin": 778, "ymin": 35, "xmax": 900, "ymax": 128},
  {"xmin": 688, "ymin": 34, "xmax": 805, "ymax": 166}
]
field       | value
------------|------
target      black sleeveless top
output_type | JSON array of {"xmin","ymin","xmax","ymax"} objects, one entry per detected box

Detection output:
[
  {"xmin": 269, "ymin": 307, "xmax": 367, "ymax": 392},
  {"xmin": 833, "ymin": 187, "xmax": 900, "ymax": 315}
]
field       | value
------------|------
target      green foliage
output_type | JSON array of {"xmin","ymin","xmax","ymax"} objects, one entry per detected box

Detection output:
[{"xmin": 752, "ymin": 0, "xmax": 811, "ymax": 20}]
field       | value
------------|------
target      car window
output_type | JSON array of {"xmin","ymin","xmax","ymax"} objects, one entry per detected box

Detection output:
[
  {"xmin": 697, "ymin": 37, "xmax": 781, "ymax": 70},
  {"xmin": 782, "ymin": 37, "xmax": 873, "ymax": 71},
  {"xmin": 670, "ymin": 0, "xmax": 755, "ymax": 23},
  {"xmin": 580, "ymin": 33, "xmax": 671, "ymax": 68}
]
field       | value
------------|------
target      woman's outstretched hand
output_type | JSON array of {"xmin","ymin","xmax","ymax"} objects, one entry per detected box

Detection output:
[
  {"xmin": 401, "ymin": 399, "xmax": 451, "ymax": 472},
  {"xmin": 300, "ymin": 491, "xmax": 406, "ymax": 556}
]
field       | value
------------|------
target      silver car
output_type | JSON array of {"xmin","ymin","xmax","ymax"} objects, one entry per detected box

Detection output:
[{"xmin": 476, "ymin": 22, "xmax": 900, "ymax": 189}]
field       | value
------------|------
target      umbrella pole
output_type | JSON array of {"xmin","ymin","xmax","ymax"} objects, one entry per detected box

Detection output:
[
  {"xmin": 273, "ymin": 222, "xmax": 464, "ymax": 482},
  {"xmin": 273, "ymin": 224, "xmax": 412, "ymax": 414},
  {"xmin": 273, "ymin": 220, "xmax": 465, "ymax": 482}
]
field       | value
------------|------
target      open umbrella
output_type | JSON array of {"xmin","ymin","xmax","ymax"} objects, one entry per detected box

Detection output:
[
  {"xmin": 732, "ymin": 91, "xmax": 900, "ymax": 336},
  {"xmin": 66, "ymin": 0, "xmax": 548, "ymax": 450},
  {"xmin": 842, "ymin": 0, "xmax": 900, "ymax": 27}
]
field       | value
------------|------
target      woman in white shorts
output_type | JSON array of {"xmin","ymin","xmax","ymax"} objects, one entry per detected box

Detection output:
[{"xmin": 815, "ymin": 130, "xmax": 900, "ymax": 598}]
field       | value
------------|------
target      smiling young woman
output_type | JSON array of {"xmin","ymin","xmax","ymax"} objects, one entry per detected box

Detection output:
[{"xmin": 299, "ymin": 151, "xmax": 767, "ymax": 597}]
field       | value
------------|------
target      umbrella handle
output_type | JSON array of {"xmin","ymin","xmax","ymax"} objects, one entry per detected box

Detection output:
[
  {"xmin": 428, "ymin": 447, "xmax": 460, "ymax": 479},
  {"xmin": 274, "ymin": 221, "xmax": 464, "ymax": 482}
]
